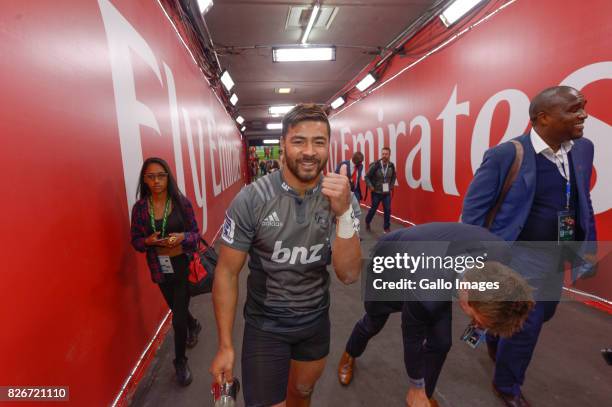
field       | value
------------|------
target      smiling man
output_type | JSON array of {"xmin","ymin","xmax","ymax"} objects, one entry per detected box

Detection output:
[
  {"xmin": 462, "ymin": 86, "xmax": 597, "ymax": 407},
  {"xmin": 209, "ymin": 104, "xmax": 362, "ymax": 407}
]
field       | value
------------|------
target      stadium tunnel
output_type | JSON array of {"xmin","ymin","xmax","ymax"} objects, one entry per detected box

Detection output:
[{"xmin": 2, "ymin": 0, "xmax": 611, "ymax": 406}]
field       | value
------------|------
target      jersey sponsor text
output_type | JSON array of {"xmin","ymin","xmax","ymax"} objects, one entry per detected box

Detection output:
[{"xmin": 271, "ymin": 241, "xmax": 324, "ymax": 265}]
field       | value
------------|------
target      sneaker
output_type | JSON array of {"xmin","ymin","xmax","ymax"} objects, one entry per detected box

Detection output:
[
  {"xmin": 384, "ymin": 228, "xmax": 391, "ymax": 234},
  {"xmin": 186, "ymin": 319, "xmax": 202, "ymax": 349},
  {"xmin": 173, "ymin": 357, "xmax": 193, "ymax": 386}
]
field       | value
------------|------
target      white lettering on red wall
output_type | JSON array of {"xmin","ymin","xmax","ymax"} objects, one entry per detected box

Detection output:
[{"xmin": 99, "ymin": 0, "xmax": 241, "ymax": 233}]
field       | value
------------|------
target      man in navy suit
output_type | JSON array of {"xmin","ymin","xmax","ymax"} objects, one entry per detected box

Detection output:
[
  {"xmin": 462, "ymin": 86, "xmax": 597, "ymax": 407},
  {"xmin": 336, "ymin": 151, "xmax": 365, "ymax": 201}
]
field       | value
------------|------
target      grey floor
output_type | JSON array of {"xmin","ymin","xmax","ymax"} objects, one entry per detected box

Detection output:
[{"xmin": 131, "ymin": 212, "xmax": 612, "ymax": 407}]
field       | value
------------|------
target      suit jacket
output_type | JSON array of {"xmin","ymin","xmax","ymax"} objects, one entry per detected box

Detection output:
[
  {"xmin": 336, "ymin": 160, "xmax": 363, "ymax": 194},
  {"xmin": 461, "ymin": 133, "xmax": 596, "ymax": 281}
]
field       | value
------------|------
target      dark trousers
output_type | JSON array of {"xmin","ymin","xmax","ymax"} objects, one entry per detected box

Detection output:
[
  {"xmin": 345, "ymin": 302, "xmax": 451, "ymax": 398},
  {"xmin": 402, "ymin": 302, "xmax": 452, "ymax": 398},
  {"xmin": 158, "ymin": 254, "xmax": 197, "ymax": 361},
  {"xmin": 345, "ymin": 313, "xmax": 390, "ymax": 358},
  {"xmin": 353, "ymin": 187, "xmax": 362, "ymax": 202},
  {"xmin": 365, "ymin": 192, "xmax": 391, "ymax": 229},
  {"xmin": 487, "ymin": 300, "xmax": 559, "ymax": 396}
]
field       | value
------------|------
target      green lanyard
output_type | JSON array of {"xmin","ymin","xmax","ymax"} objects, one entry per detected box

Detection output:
[{"xmin": 149, "ymin": 197, "xmax": 171, "ymax": 238}]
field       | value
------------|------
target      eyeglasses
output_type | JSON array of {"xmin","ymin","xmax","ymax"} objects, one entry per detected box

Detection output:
[{"xmin": 144, "ymin": 172, "xmax": 168, "ymax": 181}]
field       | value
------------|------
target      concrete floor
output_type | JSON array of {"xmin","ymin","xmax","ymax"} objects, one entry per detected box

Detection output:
[{"xmin": 131, "ymin": 212, "xmax": 612, "ymax": 407}]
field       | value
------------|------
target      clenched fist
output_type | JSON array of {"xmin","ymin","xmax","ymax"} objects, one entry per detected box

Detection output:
[{"xmin": 322, "ymin": 164, "xmax": 351, "ymax": 216}]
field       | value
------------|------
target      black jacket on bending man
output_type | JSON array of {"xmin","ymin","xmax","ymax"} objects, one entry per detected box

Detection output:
[{"xmin": 338, "ymin": 222, "xmax": 534, "ymax": 407}]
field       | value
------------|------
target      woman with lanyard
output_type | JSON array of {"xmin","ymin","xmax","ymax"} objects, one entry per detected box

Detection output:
[{"xmin": 130, "ymin": 157, "xmax": 202, "ymax": 386}]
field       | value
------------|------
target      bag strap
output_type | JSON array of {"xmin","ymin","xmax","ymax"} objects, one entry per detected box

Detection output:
[
  {"xmin": 485, "ymin": 140, "xmax": 524, "ymax": 229},
  {"xmin": 199, "ymin": 237, "xmax": 211, "ymax": 248}
]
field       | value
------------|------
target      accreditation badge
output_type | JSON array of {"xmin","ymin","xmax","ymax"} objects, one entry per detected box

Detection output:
[
  {"xmin": 382, "ymin": 183, "xmax": 390, "ymax": 193},
  {"xmin": 158, "ymin": 255, "xmax": 174, "ymax": 274},
  {"xmin": 557, "ymin": 210, "xmax": 576, "ymax": 242},
  {"xmin": 460, "ymin": 324, "xmax": 487, "ymax": 349}
]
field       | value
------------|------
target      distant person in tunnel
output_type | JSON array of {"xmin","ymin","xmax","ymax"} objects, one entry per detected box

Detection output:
[
  {"xmin": 269, "ymin": 159, "xmax": 280, "ymax": 173},
  {"xmin": 336, "ymin": 151, "xmax": 365, "ymax": 202},
  {"xmin": 365, "ymin": 146, "xmax": 396, "ymax": 233},
  {"xmin": 259, "ymin": 158, "xmax": 268, "ymax": 177},
  {"xmin": 130, "ymin": 157, "xmax": 202, "ymax": 387},
  {"xmin": 209, "ymin": 104, "xmax": 362, "ymax": 407},
  {"xmin": 462, "ymin": 86, "xmax": 597, "ymax": 407}
]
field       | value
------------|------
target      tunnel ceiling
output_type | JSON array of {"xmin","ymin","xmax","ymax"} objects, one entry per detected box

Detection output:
[{"xmin": 202, "ymin": 0, "xmax": 439, "ymax": 136}]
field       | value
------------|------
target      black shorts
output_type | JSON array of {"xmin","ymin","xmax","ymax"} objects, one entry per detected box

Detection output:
[{"xmin": 241, "ymin": 315, "xmax": 330, "ymax": 407}]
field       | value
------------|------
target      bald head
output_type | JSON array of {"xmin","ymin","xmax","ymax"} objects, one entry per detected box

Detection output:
[
  {"xmin": 528, "ymin": 85, "xmax": 587, "ymax": 146},
  {"xmin": 529, "ymin": 86, "xmax": 579, "ymax": 124}
]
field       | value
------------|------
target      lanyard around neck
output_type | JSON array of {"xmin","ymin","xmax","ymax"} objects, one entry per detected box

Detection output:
[
  {"xmin": 381, "ymin": 162, "xmax": 389, "ymax": 182},
  {"xmin": 149, "ymin": 197, "xmax": 171, "ymax": 238},
  {"xmin": 553, "ymin": 146, "xmax": 571, "ymax": 210}
]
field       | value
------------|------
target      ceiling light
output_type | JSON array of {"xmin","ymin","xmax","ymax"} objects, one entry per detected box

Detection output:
[
  {"xmin": 276, "ymin": 88, "xmax": 292, "ymax": 94},
  {"xmin": 266, "ymin": 123, "xmax": 282, "ymax": 130},
  {"xmin": 269, "ymin": 105, "xmax": 295, "ymax": 116},
  {"xmin": 263, "ymin": 139, "xmax": 280, "ymax": 144},
  {"xmin": 440, "ymin": 0, "xmax": 484, "ymax": 27},
  {"xmin": 355, "ymin": 73, "xmax": 376, "ymax": 92},
  {"xmin": 241, "ymin": 126, "xmax": 246, "ymax": 132},
  {"xmin": 236, "ymin": 116, "xmax": 244, "ymax": 125},
  {"xmin": 330, "ymin": 96, "xmax": 345, "ymax": 109},
  {"xmin": 301, "ymin": 3, "xmax": 320, "ymax": 44},
  {"xmin": 229, "ymin": 93, "xmax": 238, "ymax": 106},
  {"xmin": 197, "ymin": 0, "xmax": 213, "ymax": 14},
  {"xmin": 220, "ymin": 70, "xmax": 234, "ymax": 92},
  {"xmin": 272, "ymin": 47, "xmax": 335, "ymax": 62}
]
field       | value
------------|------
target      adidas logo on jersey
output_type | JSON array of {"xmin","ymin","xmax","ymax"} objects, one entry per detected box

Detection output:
[{"xmin": 262, "ymin": 211, "xmax": 283, "ymax": 227}]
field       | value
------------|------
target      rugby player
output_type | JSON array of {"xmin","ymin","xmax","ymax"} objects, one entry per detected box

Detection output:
[{"xmin": 209, "ymin": 103, "xmax": 362, "ymax": 407}]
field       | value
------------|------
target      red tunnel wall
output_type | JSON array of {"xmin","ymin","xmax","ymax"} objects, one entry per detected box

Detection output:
[
  {"xmin": 1, "ymin": 0, "xmax": 611, "ymax": 405},
  {"xmin": 1, "ymin": 0, "xmax": 244, "ymax": 405},
  {"xmin": 327, "ymin": 0, "xmax": 612, "ymax": 303}
]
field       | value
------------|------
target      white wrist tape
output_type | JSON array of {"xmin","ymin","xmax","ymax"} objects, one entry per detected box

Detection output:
[{"xmin": 336, "ymin": 207, "xmax": 356, "ymax": 239}]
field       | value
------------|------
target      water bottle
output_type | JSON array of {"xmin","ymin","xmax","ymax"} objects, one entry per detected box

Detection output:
[{"xmin": 211, "ymin": 378, "xmax": 240, "ymax": 407}]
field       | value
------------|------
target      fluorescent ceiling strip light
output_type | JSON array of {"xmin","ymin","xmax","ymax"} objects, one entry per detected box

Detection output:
[
  {"xmin": 332, "ymin": 1, "xmax": 517, "ymax": 118},
  {"xmin": 263, "ymin": 139, "xmax": 280, "ymax": 144},
  {"xmin": 269, "ymin": 105, "xmax": 295, "ymax": 115},
  {"xmin": 236, "ymin": 115, "xmax": 244, "ymax": 124},
  {"xmin": 301, "ymin": 4, "xmax": 320, "ymax": 44},
  {"xmin": 440, "ymin": 0, "xmax": 484, "ymax": 27},
  {"xmin": 277, "ymin": 88, "xmax": 292, "ymax": 94},
  {"xmin": 355, "ymin": 73, "xmax": 376, "ymax": 92},
  {"xmin": 330, "ymin": 96, "xmax": 345, "ymax": 109},
  {"xmin": 220, "ymin": 70, "xmax": 235, "ymax": 91},
  {"xmin": 266, "ymin": 123, "xmax": 282, "ymax": 130},
  {"xmin": 272, "ymin": 47, "xmax": 335, "ymax": 62},
  {"xmin": 197, "ymin": 0, "xmax": 213, "ymax": 14},
  {"xmin": 230, "ymin": 93, "xmax": 238, "ymax": 106}
]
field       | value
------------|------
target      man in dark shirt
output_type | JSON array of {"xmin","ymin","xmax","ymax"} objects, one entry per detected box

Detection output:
[
  {"xmin": 365, "ymin": 147, "xmax": 396, "ymax": 233},
  {"xmin": 337, "ymin": 223, "xmax": 534, "ymax": 407}
]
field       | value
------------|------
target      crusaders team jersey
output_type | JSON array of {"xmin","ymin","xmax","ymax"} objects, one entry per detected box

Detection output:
[{"xmin": 222, "ymin": 170, "xmax": 357, "ymax": 333}]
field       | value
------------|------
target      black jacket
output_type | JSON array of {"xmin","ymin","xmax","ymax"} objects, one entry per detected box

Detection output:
[{"xmin": 364, "ymin": 159, "xmax": 396, "ymax": 194}]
